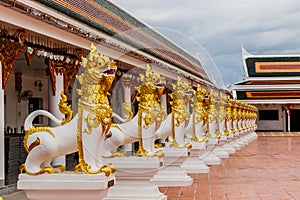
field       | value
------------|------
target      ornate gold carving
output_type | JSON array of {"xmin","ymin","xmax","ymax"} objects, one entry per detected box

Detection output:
[
  {"xmin": 102, "ymin": 151, "xmax": 127, "ymax": 158},
  {"xmin": 74, "ymin": 159, "xmax": 115, "ymax": 176},
  {"xmin": 136, "ymin": 65, "xmax": 166, "ymax": 157},
  {"xmin": 75, "ymin": 43, "xmax": 116, "ymax": 175},
  {"xmin": 28, "ymin": 137, "xmax": 40, "ymax": 152},
  {"xmin": 59, "ymin": 92, "xmax": 73, "ymax": 125},
  {"xmin": 19, "ymin": 163, "xmax": 55, "ymax": 175},
  {"xmin": 79, "ymin": 100, "xmax": 112, "ymax": 135},
  {"xmin": 169, "ymin": 77, "xmax": 193, "ymax": 148},
  {"xmin": 47, "ymin": 49, "xmax": 82, "ymax": 95},
  {"xmin": 0, "ymin": 29, "xmax": 26, "ymax": 89},
  {"xmin": 110, "ymin": 123, "xmax": 122, "ymax": 131},
  {"xmin": 230, "ymin": 98, "xmax": 238, "ymax": 134},
  {"xmin": 192, "ymin": 85, "xmax": 208, "ymax": 142},
  {"xmin": 23, "ymin": 126, "xmax": 55, "ymax": 153},
  {"xmin": 47, "ymin": 59, "xmax": 81, "ymax": 96},
  {"xmin": 216, "ymin": 93, "xmax": 227, "ymax": 136},
  {"xmin": 25, "ymin": 51, "xmax": 33, "ymax": 66},
  {"xmin": 52, "ymin": 165, "xmax": 66, "ymax": 172},
  {"xmin": 224, "ymin": 96, "xmax": 232, "ymax": 135},
  {"xmin": 122, "ymin": 100, "xmax": 133, "ymax": 122},
  {"xmin": 205, "ymin": 90, "xmax": 219, "ymax": 138}
]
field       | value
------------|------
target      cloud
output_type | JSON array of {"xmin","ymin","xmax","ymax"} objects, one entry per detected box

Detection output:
[{"xmin": 112, "ymin": 0, "xmax": 300, "ymax": 86}]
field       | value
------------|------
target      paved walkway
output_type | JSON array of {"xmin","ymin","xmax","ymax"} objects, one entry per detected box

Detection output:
[
  {"xmin": 160, "ymin": 136, "xmax": 300, "ymax": 200},
  {"xmin": 2, "ymin": 135, "xmax": 300, "ymax": 200}
]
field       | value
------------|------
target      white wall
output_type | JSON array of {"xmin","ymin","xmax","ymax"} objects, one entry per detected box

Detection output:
[
  {"xmin": 256, "ymin": 104, "xmax": 285, "ymax": 131},
  {"xmin": 4, "ymin": 73, "xmax": 49, "ymax": 132}
]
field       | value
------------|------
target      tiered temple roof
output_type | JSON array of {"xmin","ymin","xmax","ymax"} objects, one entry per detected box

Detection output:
[
  {"xmin": 230, "ymin": 48, "xmax": 300, "ymax": 103},
  {"xmin": 35, "ymin": 0, "xmax": 211, "ymax": 83}
]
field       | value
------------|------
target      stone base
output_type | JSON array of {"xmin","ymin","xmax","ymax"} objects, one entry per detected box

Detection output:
[
  {"xmin": 200, "ymin": 149, "xmax": 222, "ymax": 165},
  {"xmin": 17, "ymin": 172, "xmax": 115, "ymax": 200},
  {"xmin": 151, "ymin": 166, "xmax": 193, "ymax": 187},
  {"xmin": 235, "ymin": 137, "xmax": 248, "ymax": 147},
  {"xmin": 103, "ymin": 157, "xmax": 166, "ymax": 200},
  {"xmin": 150, "ymin": 148, "xmax": 192, "ymax": 187},
  {"xmin": 104, "ymin": 157, "xmax": 163, "ymax": 179},
  {"xmin": 213, "ymin": 146, "xmax": 230, "ymax": 159},
  {"xmin": 180, "ymin": 142, "xmax": 210, "ymax": 173},
  {"xmin": 202, "ymin": 140, "xmax": 222, "ymax": 165},
  {"xmin": 189, "ymin": 142, "xmax": 206, "ymax": 156},
  {"xmin": 229, "ymin": 140, "xmax": 242, "ymax": 150},
  {"xmin": 223, "ymin": 143, "xmax": 236, "ymax": 154},
  {"xmin": 251, "ymin": 132, "xmax": 258, "ymax": 140},
  {"xmin": 104, "ymin": 180, "xmax": 166, "ymax": 200},
  {"xmin": 162, "ymin": 147, "xmax": 188, "ymax": 166},
  {"xmin": 207, "ymin": 138, "xmax": 218, "ymax": 145},
  {"xmin": 181, "ymin": 157, "xmax": 210, "ymax": 173}
]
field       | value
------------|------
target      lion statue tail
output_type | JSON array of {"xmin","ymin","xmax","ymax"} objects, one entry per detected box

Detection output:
[{"xmin": 24, "ymin": 110, "xmax": 62, "ymax": 130}]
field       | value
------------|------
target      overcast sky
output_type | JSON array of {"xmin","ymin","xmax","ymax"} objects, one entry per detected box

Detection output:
[{"xmin": 111, "ymin": 0, "xmax": 300, "ymax": 88}]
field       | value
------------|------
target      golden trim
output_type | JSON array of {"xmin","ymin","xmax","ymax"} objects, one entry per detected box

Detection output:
[
  {"xmin": 110, "ymin": 123, "xmax": 122, "ymax": 131},
  {"xmin": 246, "ymin": 91, "xmax": 300, "ymax": 98},
  {"xmin": 19, "ymin": 164, "xmax": 55, "ymax": 175},
  {"xmin": 170, "ymin": 78, "xmax": 193, "ymax": 147},
  {"xmin": 75, "ymin": 44, "xmax": 116, "ymax": 175},
  {"xmin": 0, "ymin": 29, "xmax": 26, "ymax": 89},
  {"xmin": 23, "ymin": 127, "xmax": 55, "ymax": 153},
  {"xmin": 28, "ymin": 137, "xmax": 40, "ymax": 152},
  {"xmin": 59, "ymin": 92, "xmax": 73, "ymax": 125},
  {"xmin": 255, "ymin": 62, "xmax": 300, "ymax": 73},
  {"xmin": 52, "ymin": 165, "xmax": 65, "ymax": 172},
  {"xmin": 122, "ymin": 100, "xmax": 133, "ymax": 122},
  {"xmin": 136, "ymin": 65, "xmax": 166, "ymax": 157}
]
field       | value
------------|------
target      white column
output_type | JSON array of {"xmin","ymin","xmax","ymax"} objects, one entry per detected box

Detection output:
[
  {"xmin": 49, "ymin": 73, "xmax": 65, "ymax": 166},
  {"xmin": 49, "ymin": 73, "xmax": 64, "ymax": 124},
  {"xmin": 0, "ymin": 61, "xmax": 5, "ymax": 186},
  {"xmin": 123, "ymin": 85, "xmax": 131, "ymax": 109},
  {"xmin": 287, "ymin": 109, "xmax": 291, "ymax": 132},
  {"xmin": 120, "ymin": 85, "xmax": 133, "ymax": 152},
  {"xmin": 159, "ymin": 93, "xmax": 167, "ymax": 143}
]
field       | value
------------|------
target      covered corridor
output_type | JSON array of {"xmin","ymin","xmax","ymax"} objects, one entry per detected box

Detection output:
[{"xmin": 2, "ymin": 133, "xmax": 300, "ymax": 200}]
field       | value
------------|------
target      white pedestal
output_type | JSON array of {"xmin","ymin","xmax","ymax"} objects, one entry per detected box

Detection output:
[
  {"xmin": 222, "ymin": 143, "xmax": 236, "ymax": 154},
  {"xmin": 213, "ymin": 146, "xmax": 230, "ymax": 159},
  {"xmin": 235, "ymin": 137, "xmax": 248, "ymax": 147},
  {"xmin": 151, "ymin": 148, "xmax": 193, "ymax": 187},
  {"xmin": 189, "ymin": 142, "xmax": 206, "ymax": 156},
  {"xmin": 181, "ymin": 142, "xmax": 210, "ymax": 173},
  {"xmin": 103, "ymin": 157, "xmax": 166, "ymax": 200},
  {"xmin": 213, "ymin": 137, "xmax": 230, "ymax": 158},
  {"xmin": 243, "ymin": 132, "xmax": 258, "ymax": 143},
  {"xmin": 228, "ymin": 134, "xmax": 242, "ymax": 150},
  {"xmin": 201, "ymin": 138, "xmax": 222, "ymax": 165},
  {"xmin": 251, "ymin": 132, "xmax": 258, "ymax": 140},
  {"xmin": 17, "ymin": 172, "xmax": 115, "ymax": 200}
]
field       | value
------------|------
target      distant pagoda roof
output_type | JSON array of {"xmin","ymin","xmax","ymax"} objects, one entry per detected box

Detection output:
[
  {"xmin": 35, "ymin": 0, "xmax": 211, "ymax": 83},
  {"xmin": 229, "ymin": 48, "xmax": 300, "ymax": 103},
  {"xmin": 242, "ymin": 47, "xmax": 300, "ymax": 78}
]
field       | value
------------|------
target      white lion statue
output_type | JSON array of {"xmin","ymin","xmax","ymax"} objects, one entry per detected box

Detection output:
[
  {"xmin": 155, "ymin": 78, "xmax": 193, "ymax": 148},
  {"xmin": 20, "ymin": 44, "xmax": 116, "ymax": 176},
  {"xmin": 102, "ymin": 65, "xmax": 166, "ymax": 157}
]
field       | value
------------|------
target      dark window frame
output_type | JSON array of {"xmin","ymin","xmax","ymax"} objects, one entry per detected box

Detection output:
[{"xmin": 259, "ymin": 110, "xmax": 279, "ymax": 120}]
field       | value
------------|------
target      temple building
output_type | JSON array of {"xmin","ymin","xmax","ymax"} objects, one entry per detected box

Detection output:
[
  {"xmin": 0, "ymin": 0, "xmax": 216, "ymax": 186},
  {"xmin": 229, "ymin": 48, "xmax": 300, "ymax": 132}
]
